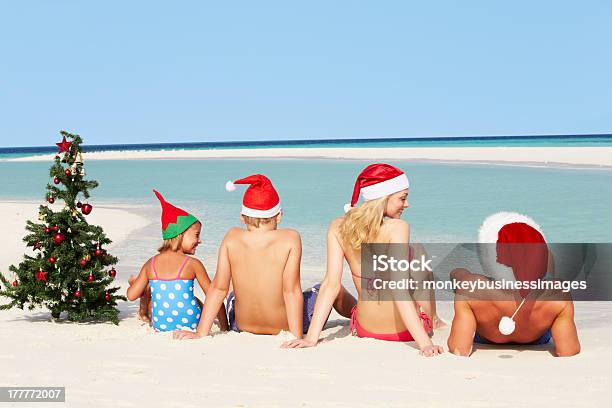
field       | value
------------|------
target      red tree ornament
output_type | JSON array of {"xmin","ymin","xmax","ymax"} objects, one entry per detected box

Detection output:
[
  {"xmin": 81, "ymin": 203, "xmax": 93, "ymax": 215},
  {"xmin": 48, "ymin": 197, "xmax": 55, "ymax": 204},
  {"xmin": 53, "ymin": 226, "xmax": 59, "ymax": 232},
  {"xmin": 36, "ymin": 269, "xmax": 48, "ymax": 282},
  {"xmin": 88, "ymin": 273, "xmax": 94, "ymax": 282},
  {"xmin": 65, "ymin": 168, "xmax": 72, "ymax": 177},
  {"xmin": 104, "ymin": 292, "xmax": 111, "ymax": 301},
  {"xmin": 53, "ymin": 233, "xmax": 65, "ymax": 245},
  {"xmin": 75, "ymin": 290, "xmax": 81, "ymax": 298},
  {"xmin": 109, "ymin": 267, "xmax": 117, "ymax": 279},
  {"xmin": 12, "ymin": 280, "xmax": 18, "ymax": 287},
  {"xmin": 48, "ymin": 256, "xmax": 56, "ymax": 264},
  {"xmin": 80, "ymin": 258, "xmax": 88, "ymax": 267},
  {"xmin": 44, "ymin": 227, "xmax": 51, "ymax": 234},
  {"xmin": 53, "ymin": 177, "xmax": 60, "ymax": 185}
]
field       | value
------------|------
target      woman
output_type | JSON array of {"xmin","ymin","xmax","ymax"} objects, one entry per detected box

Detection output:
[{"xmin": 282, "ymin": 163, "xmax": 444, "ymax": 356}]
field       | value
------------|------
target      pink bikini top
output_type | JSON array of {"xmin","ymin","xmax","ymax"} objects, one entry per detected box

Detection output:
[{"xmin": 352, "ymin": 246, "xmax": 414, "ymax": 297}]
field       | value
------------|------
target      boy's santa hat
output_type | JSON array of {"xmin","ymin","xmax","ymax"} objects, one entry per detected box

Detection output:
[
  {"xmin": 477, "ymin": 211, "xmax": 548, "ymax": 298},
  {"xmin": 153, "ymin": 190, "xmax": 199, "ymax": 240},
  {"xmin": 345, "ymin": 163, "xmax": 409, "ymax": 212},
  {"xmin": 225, "ymin": 174, "xmax": 281, "ymax": 218}
]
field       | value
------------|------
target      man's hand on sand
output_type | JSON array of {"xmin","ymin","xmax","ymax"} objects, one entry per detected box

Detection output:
[
  {"xmin": 173, "ymin": 330, "xmax": 203, "ymax": 340},
  {"xmin": 419, "ymin": 344, "xmax": 444, "ymax": 357},
  {"xmin": 280, "ymin": 338, "xmax": 317, "ymax": 348}
]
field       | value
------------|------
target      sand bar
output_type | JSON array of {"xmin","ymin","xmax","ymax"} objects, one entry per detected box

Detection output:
[{"xmin": 5, "ymin": 146, "xmax": 612, "ymax": 167}]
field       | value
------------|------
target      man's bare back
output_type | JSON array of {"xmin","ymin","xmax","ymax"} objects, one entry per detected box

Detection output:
[
  {"xmin": 448, "ymin": 268, "xmax": 580, "ymax": 357},
  {"xmin": 225, "ymin": 226, "xmax": 302, "ymax": 335}
]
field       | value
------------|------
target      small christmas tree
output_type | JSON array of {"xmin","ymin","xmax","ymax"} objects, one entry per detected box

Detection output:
[{"xmin": 0, "ymin": 131, "xmax": 124, "ymax": 324}]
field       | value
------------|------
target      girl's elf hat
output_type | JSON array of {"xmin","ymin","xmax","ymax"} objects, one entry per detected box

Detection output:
[
  {"xmin": 153, "ymin": 190, "xmax": 199, "ymax": 239},
  {"xmin": 345, "ymin": 163, "xmax": 410, "ymax": 212}
]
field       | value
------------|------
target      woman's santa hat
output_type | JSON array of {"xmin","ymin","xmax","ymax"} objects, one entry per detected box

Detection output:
[
  {"xmin": 345, "ymin": 163, "xmax": 410, "ymax": 212},
  {"xmin": 225, "ymin": 174, "xmax": 281, "ymax": 218},
  {"xmin": 153, "ymin": 190, "xmax": 199, "ymax": 240},
  {"xmin": 477, "ymin": 211, "xmax": 548, "ymax": 298}
]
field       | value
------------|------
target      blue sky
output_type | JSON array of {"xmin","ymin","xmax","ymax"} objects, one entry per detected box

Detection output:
[{"xmin": 1, "ymin": 1, "xmax": 611, "ymax": 147}]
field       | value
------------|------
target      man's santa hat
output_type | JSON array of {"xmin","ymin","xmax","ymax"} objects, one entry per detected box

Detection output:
[
  {"xmin": 225, "ymin": 174, "xmax": 281, "ymax": 218},
  {"xmin": 153, "ymin": 190, "xmax": 199, "ymax": 240},
  {"xmin": 345, "ymin": 163, "xmax": 409, "ymax": 212},
  {"xmin": 477, "ymin": 211, "xmax": 548, "ymax": 298}
]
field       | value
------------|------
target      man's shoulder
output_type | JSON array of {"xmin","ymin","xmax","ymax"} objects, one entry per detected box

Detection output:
[{"xmin": 542, "ymin": 296, "xmax": 574, "ymax": 315}]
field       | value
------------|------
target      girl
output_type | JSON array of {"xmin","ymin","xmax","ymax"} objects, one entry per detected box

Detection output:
[
  {"xmin": 282, "ymin": 163, "xmax": 443, "ymax": 356},
  {"xmin": 127, "ymin": 190, "xmax": 228, "ymax": 332}
]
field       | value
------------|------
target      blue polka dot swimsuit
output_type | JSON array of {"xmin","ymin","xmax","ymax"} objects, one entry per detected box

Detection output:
[{"xmin": 149, "ymin": 255, "xmax": 202, "ymax": 332}]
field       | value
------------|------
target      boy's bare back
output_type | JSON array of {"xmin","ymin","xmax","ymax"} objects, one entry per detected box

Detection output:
[{"xmin": 225, "ymin": 227, "xmax": 301, "ymax": 334}]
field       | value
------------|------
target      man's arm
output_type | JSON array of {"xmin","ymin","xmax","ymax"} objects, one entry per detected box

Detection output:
[
  {"xmin": 282, "ymin": 230, "xmax": 304, "ymax": 339},
  {"xmin": 174, "ymin": 235, "xmax": 232, "ymax": 340},
  {"xmin": 447, "ymin": 299, "xmax": 477, "ymax": 356},
  {"xmin": 551, "ymin": 301, "xmax": 580, "ymax": 357}
]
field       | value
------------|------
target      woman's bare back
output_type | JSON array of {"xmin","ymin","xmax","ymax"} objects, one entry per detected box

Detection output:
[{"xmin": 331, "ymin": 217, "xmax": 412, "ymax": 334}]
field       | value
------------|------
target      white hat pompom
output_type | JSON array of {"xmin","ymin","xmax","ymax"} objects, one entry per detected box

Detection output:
[
  {"xmin": 344, "ymin": 203, "xmax": 352, "ymax": 213},
  {"xmin": 498, "ymin": 316, "xmax": 516, "ymax": 335},
  {"xmin": 225, "ymin": 181, "xmax": 236, "ymax": 192}
]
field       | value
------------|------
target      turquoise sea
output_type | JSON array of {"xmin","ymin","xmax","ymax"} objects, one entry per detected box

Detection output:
[{"xmin": 1, "ymin": 155, "xmax": 611, "ymax": 285}]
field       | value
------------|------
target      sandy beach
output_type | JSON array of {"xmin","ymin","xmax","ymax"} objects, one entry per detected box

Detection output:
[
  {"xmin": 5, "ymin": 146, "xmax": 612, "ymax": 167},
  {"xmin": 1, "ymin": 200, "xmax": 611, "ymax": 407}
]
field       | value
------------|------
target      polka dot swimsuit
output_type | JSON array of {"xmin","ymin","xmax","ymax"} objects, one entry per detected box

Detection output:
[{"xmin": 149, "ymin": 255, "xmax": 201, "ymax": 332}]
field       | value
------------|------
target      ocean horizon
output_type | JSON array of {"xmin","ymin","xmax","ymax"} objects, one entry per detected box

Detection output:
[{"xmin": 1, "ymin": 133, "xmax": 612, "ymax": 159}]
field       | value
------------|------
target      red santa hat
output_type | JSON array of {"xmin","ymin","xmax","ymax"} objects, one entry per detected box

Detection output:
[
  {"xmin": 225, "ymin": 174, "xmax": 281, "ymax": 218},
  {"xmin": 478, "ymin": 211, "xmax": 548, "ymax": 297},
  {"xmin": 345, "ymin": 163, "xmax": 409, "ymax": 212}
]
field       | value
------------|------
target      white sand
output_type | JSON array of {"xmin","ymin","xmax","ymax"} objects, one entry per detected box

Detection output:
[
  {"xmin": 1, "ymin": 201, "xmax": 611, "ymax": 407},
  {"xmin": 5, "ymin": 146, "xmax": 612, "ymax": 167}
]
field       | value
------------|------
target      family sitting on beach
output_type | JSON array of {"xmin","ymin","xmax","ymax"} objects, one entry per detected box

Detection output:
[{"xmin": 127, "ymin": 163, "xmax": 580, "ymax": 357}]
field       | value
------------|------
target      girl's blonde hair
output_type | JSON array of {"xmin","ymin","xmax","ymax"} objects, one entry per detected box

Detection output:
[
  {"xmin": 157, "ymin": 233, "xmax": 184, "ymax": 252},
  {"xmin": 338, "ymin": 196, "xmax": 389, "ymax": 250}
]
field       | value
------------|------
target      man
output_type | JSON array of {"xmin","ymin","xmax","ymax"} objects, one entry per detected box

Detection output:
[{"xmin": 447, "ymin": 212, "xmax": 580, "ymax": 357}]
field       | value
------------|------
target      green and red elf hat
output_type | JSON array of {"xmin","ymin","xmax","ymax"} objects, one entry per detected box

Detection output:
[{"xmin": 153, "ymin": 190, "xmax": 199, "ymax": 239}]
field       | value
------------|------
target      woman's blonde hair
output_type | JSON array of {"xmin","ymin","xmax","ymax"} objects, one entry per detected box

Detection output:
[{"xmin": 338, "ymin": 196, "xmax": 388, "ymax": 250}]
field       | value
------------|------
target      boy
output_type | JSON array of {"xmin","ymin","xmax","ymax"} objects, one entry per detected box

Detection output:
[{"xmin": 174, "ymin": 174, "xmax": 355, "ymax": 340}]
